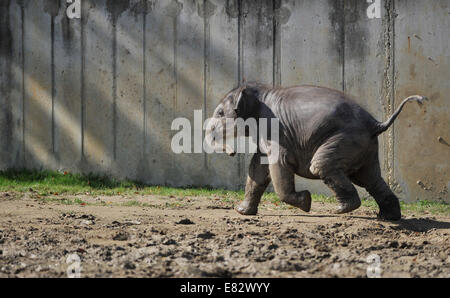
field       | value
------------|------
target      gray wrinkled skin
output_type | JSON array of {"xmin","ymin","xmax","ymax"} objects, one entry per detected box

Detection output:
[{"xmin": 205, "ymin": 83, "xmax": 427, "ymax": 221}]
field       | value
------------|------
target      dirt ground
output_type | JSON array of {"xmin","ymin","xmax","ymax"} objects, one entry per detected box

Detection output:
[{"xmin": 0, "ymin": 191, "xmax": 449, "ymax": 278}]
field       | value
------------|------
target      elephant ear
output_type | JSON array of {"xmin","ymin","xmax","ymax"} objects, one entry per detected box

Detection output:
[{"xmin": 234, "ymin": 86, "xmax": 260, "ymax": 119}]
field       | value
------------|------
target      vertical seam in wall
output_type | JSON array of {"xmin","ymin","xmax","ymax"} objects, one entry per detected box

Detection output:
[
  {"xmin": 237, "ymin": 0, "xmax": 242, "ymax": 84},
  {"xmin": 272, "ymin": 0, "xmax": 281, "ymax": 87},
  {"xmin": 112, "ymin": 17, "xmax": 117, "ymax": 161},
  {"xmin": 80, "ymin": 1, "xmax": 85, "ymax": 160},
  {"xmin": 173, "ymin": 15, "xmax": 178, "ymax": 110},
  {"xmin": 173, "ymin": 18, "xmax": 178, "ymax": 110},
  {"xmin": 203, "ymin": 0, "xmax": 210, "ymax": 170},
  {"xmin": 342, "ymin": 0, "xmax": 345, "ymax": 93},
  {"xmin": 381, "ymin": 0, "xmax": 395, "ymax": 189},
  {"xmin": 237, "ymin": 0, "xmax": 242, "ymax": 180},
  {"xmin": 272, "ymin": 0, "xmax": 276, "ymax": 87},
  {"xmin": 21, "ymin": 3, "xmax": 25, "ymax": 167},
  {"xmin": 387, "ymin": 0, "xmax": 395, "ymax": 189},
  {"xmin": 391, "ymin": 0, "xmax": 396, "ymax": 186},
  {"xmin": 0, "ymin": 0, "xmax": 10, "ymax": 168},
  {"xmin": 51, "ymin": 16, "xmax": 56, "ymax": 155},
  {"xmin": 143, "ymin": 7, "xmax": 147, "ymax": 160},
  {"xmin": 172, "ymin": 10, "xmax": 178, "ymax": 179}
]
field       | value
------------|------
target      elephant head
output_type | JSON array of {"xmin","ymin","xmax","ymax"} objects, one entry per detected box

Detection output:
[{"xmin": 204, "ymin": 84, "xmax": 263, "ymax": 156}]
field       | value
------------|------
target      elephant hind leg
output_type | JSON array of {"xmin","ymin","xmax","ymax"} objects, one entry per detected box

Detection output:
[
  {"xmin": 350, "ymin": 163, "xmax": 401, "ymax": 221},
  {"xmin": 367, "ymin": 178, "xmax": 401, "ymax": 220},
  {"xmin": 309, "ymin": 141, "xmax": 361, "ymax": 214}
]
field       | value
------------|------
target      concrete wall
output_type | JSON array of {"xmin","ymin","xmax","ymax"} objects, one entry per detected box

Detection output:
[{"xmin": 0, "ymin": 0, "xmax": 448, "ymax": 201}]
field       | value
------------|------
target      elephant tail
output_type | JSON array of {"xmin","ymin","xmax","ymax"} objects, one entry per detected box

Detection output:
[{"xmin": 372, "ymin": 95, "xmax": 428, "ymax": 137}]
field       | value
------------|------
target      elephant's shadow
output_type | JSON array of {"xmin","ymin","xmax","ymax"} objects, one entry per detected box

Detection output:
[
  {"xmin": 261, "ymin": 213, "xmax": 450, "ymax": 232},
  {"xmin": 390, "ymin": 217, "xmax": 450, "ymax": 232}
]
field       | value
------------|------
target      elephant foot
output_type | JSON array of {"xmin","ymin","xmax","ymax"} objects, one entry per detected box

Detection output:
[
  {"xmin": 377, "ymin": 196, "xmax": 401, "ymax": 221},
  {"xmin": 335, "ymin": 196, "xmax": 361, "ymax": 214},
  {"xmin": 377, "ymin": 210, "xmax": 401, "ymax": 221},
  {"xmin": 235, "ymin": 202, "xmax": 258, "ymax": 215},
  {"xmin": 284, "ymin": 190, "xmax": 312, "ymax": 213}
]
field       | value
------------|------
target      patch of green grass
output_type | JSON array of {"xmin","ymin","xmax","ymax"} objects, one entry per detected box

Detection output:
[
  {"xmin": 0, "ymin": 169, "xmax": 242, "ymax": 198},
  {"xmin": 400, "ymin": 199, "xmax": 450, "ymax": 215},
  {"xmin": 0, "ymin": 169, "xmax": 448, "ymax": 215},
  {"xmin": 0, "ymin": 169, "xmax": 138, "ymax": 195},
  {"xmin": 38, "ymin": 196, "xmax": 88, "ymax": 206}
]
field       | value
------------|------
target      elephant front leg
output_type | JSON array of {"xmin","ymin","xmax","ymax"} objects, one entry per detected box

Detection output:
[
  {"xmin": 269, "ymin": 162, "xmax": 311, "ymax": 212},
  {"xmin": 235, "ymin": 154, "xmax": 271, "ymax": 215}
]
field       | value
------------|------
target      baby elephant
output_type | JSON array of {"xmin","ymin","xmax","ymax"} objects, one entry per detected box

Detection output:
[{"xmin": 204, "ymin": 83, "xmax": 427, "ymax": 220}]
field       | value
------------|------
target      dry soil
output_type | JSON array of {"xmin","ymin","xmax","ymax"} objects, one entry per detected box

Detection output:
[{"xmin": 0, "ymin": 192, "xmax": 449, "ymax": 278}]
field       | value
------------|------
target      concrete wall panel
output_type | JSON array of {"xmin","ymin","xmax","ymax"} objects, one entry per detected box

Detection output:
[
  {"xmin": 393, "ymin": 0, "xmax": 450, "ymax": 201},
  {"xmin": 281, "ymin": 0, "xmax": 343, "ymax": 89},
  {"xmin": 23, "ymin": 0, "xmax": 53, "ymax": 169},
  {"xmin": 342, "ymin": 0, "xmax": 387, "ymax": 197},
  {"xmin": 9, "ymin": 1, "xmax": 25, "ymax": 168},
  {"xmin": 0, "ymin": 0, "xmax": 448, "ymax": 201},
  {"xmin": 53, "ymin": 0, "xmax": 82, "ymax": 172},
  {"xmin": 143, "ymin": 0, "xmax": 179, "ymax": 186},
  {"xmin": 170, "ymin": 0, "xmax": 206, "ymax": 186},
  {"xmin": 82, "ymin": 0, "xmax": 115, "ymax": 175},
  {"xmin": 204, "ymin": 0, "xmax": 241, "ymax": 189},
  {"xmin": 115, "ymin": 0, "xmax": 145, "ymax": 181},
  {"xmin": 281, "ymin": 0, "xmax": 344, "ymax": 195},
  {"xmin": 240, "ymin": 0, "xmax": 274, "ymax": 185},
  {"xmin": 0, "ymin": 1, "xmax": 23, "ymax": 169}
]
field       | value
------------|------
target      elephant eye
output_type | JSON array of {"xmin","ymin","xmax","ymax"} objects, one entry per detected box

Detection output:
[{"xmin": 217, "ymin": 109, "xmax": 224, "ymax": 117}]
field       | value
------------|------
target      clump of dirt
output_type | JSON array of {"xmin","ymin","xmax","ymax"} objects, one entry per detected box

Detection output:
[
  {"xmin": 0, "ymin": 193, "xmax": 448, "ymax": 277},
  {"xmin": 176, "ymin": 218, "xmax": 195, "ymax": 225}
]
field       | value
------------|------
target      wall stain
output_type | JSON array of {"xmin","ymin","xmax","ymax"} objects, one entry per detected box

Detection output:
[
  {"xmin": 164, "ymin": 0, "xmax": 183, "ymax": 18},
  {"xmin": 182, "ymin": 0, "xmax": 197, "ymax": 15},
  {"xmin": 0, "ymin": 0, "xmax": 13, "ymax": 164},
  {"xmin": 43, "ymin": 0, "xmax": 60, "ymax": 17},
  {"xmin": 61, "ymin": 16, "xmax": 74, "ymax": 53},
  {"xmin": 106, "ymin": 0, "xmax": 131, "ymax": 21},
  {"xmin": 409, "ymin": 64, "xmax": 416, "ymax": 79},
  {"xmin": 274, "ymin": 0, "xmax": 290, "ymax": 25},
  {"xmin": 407, "ymin": 35, "xmax": 411, "ymax": 52},
  {"xmin": 107, "ymin": 0, "xmax": 131, "ymax": 160},
  {"xmin": 15, "ymin": 0, "xmax": 28, "ymax": 8},
  {"xmin": 0, "ymin": 1, "xmax": 12, "ymax": 62},
  {"xmin": 225, "ymin": 0, "xmax": 239, "ymax": 19},
  {"xmin": 242, "ymin": 0, "xmax": 273, "ymax": 50},
  {"xmin": 328, "ymin": 0, "xmax": 344, "ymax": 66},
  {"xmin": 131, "ymin": 0, "xmax": 154, "ymax": 17},
  {"xmin": 344, "ymin": 0, "xmax": 368, "ymax": 62},
  {"xmin": 198, "ymin": 0, "xmax": 216, "ymax": 20}
]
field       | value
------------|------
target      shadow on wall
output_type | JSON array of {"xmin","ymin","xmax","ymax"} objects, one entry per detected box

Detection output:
[{"xmin": 1, "ymin": 0, "xmax": 251, "ymax": 190}]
